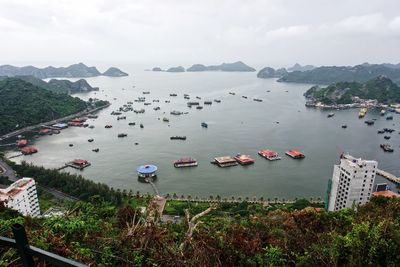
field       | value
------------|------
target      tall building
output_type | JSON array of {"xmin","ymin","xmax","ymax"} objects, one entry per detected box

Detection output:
[
  {"xmin": 0, "ymin": 177, "xmax": 40, "ymax": 217},
  {"xmin": 326, "ymin": 154, "xmax": 377, "ymax": 211}
]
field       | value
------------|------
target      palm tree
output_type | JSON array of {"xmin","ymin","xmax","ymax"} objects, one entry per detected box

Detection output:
[
  {"xmin": 274, "ymin": 197, "xmax": 278, "ymax": 204},
  {"xmin": 173, "ymin": 193, "xmax": 178, "ymax": 199},
  {"xmin": 231, "ymin": 196, "xmax": 235, "ymax": 201},
  {"xmin": 166, "ymin": 193, "xmax": 171, "ymax": 199},
  {"xmin": 259, "ymin": 196, "xmax": 264, "ymax": 202}
]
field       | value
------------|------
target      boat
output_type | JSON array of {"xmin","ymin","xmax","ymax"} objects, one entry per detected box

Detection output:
[
  {"xmin": 384, "ymin": 136, "xmax": 391, "ymax": 140},
  {"xmin": 105, "ymin": 125, "xmax": 113, "ymax": 128},
  {"xmin": 285, "ymin": 149, "xmax": 305, "ymax": 159},
  {"xmin": 88, "ymin": 125, "xmax": 95, "ymax": 129},
  {"xmin": 170, "ymin": 136, "xmax": 186, "ymax": 140},
  {"xmin": 128, "ymin": 122, "xmax": 136, "ymax": 126},
  {"xmin": 386, "ymin": 115, "xmax": 393, "ymax": 120},
  {"xmin": 117, "ymin": 116, "xmax": 126, "ymax": 120},
  {"xmin": 173, "ymin": 158, "xmax": 198, "ymax": 168},
  {"xmin": 153, "ymin": 106, "xmax": 161, "ymax": 111},
  {"xmin": 214, "ymin": 99, "xmax": 221, "ymax": 103},
  {"xmin": 92, "ymin": 148, "xmax": 99, "ymax": 152},
  {"xmin": 111, "ymin": 111, "xmax": 122, "ymax": 115},
  {"xmin": 196, "ymin": 106, "xmax": 203, "ymax": 110},
  {"xmin": 234, "ymin": 154, "xmax": 255, "ymax": 165},
  {"xmin": 69, "ymin": 144, "xmax": 73, "ymax": 147},
  {"xmin": 163, "ymin": 117, "xmax": 169, "ymax": 122},
  {"xmin": 118, "ymin": 133, "xmax": 128, "ymax": 138},
  {"xmin": 88, "ymin": 138, "xmax": 94, "ymax": 142},
  {"xmin": 169, "ymin": 93, "xmax": 177, "ymax": 97},
  {"xmin": 165, "ymin": 100, "xmax": 171, "ymax": 103},
  {"xmin": 187, "ymin": 102, "xmax": 200, "ymax": 106},
  {"xmin": 87, "ymin": 114, "xmax": 98, "ymax": 119},
  {"xmin": 142, "ymin": 91, "xmax": 150, "ymax": 94},
  {"xmin": 267, "ymin": 90, "xmax": 271, "ymax": 92},
  {"xmin": 20, "ymin": 146, "xmax": 38, "ymax": 155},
  {"xmin": 16, "ymin": 139, "xmax": 28, "ymax": 147},
  {"xmin": 184, "ymin": 96, "xmax": 190, "ymax": 100},
  {"xmin": 229, "ymin": 92, "xmax": 235, "ymax": 95},
  {"xmin": 144, "ymin": 103, "xmax": 151, "ymax": 106},
  {"xmin": 380, "ymin": 144, "xmax": 394, "ymax": 152},
  {"xmin": 153, "ymin": 99, "xmax": 160, "ymax": 102},
  {"xmin": 253, "ymin": 98, "xmax": 263, "ymax": 102},
  {"xmin": 204, "ymin": 101, "xmax": 212, "ymax": 105},
  {"xmin": 201, "ymin": 122, "xmax": 208, "ymax": 128},
  {"xmin": 140, "ymin": 124, "xmax": 144, "ymax": 128},
  {"xmin": 377, "ymin": 130, "xmax": 385, "ymax": 134},
  {"xmin": 242, "ymin": 96, "xmax": 248, "ymax": 99},
  {"xmin": 213, "ymin": 156, "xmax": 238, "ymax": 167},
  {"xmin": 170, "ymin": 110, "xmax": 183, "ymax": 115},
  {"xmin": 342, "ymin": 125, "xmax": 347, "ymax": 129},
  {"xmin": 364, "ymin": 120, "xmax": 374, "ymax": 125},
  {"xmin": 258, "ymin": 149, "xmax": 281, "ymax": 161},
  {"xmin": 359, "ymin": 108, "xmax": 367, "ymax": 118},
  {"xmin": 327, "ymin": 113, "xmax": 335, "ymax": 118},
  {"xmin": 380, "ymin": 109, "xmax": 386, "ymax": 116}
]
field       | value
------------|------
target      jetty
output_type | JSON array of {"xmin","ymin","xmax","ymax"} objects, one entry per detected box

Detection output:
[{"xmin": 377, "ymin": 169, "xmax": 400, "ymax": 184}]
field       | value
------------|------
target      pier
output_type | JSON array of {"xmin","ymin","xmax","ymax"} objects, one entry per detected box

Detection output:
[{"xmin": 377, "ymin": 169, "xmax": 400, "ymax": 184}]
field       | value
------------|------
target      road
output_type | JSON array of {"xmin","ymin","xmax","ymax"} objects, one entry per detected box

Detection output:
[
  {"xmin": 0, "ymin": 158, "xmax": 78, "ymax": 201},
  {"xmin": 0, "ymin": 103, "xmax": 110, "ymax": 142}
]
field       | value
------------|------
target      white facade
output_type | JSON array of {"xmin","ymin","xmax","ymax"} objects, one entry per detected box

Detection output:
[
  {"xmin": 327, "ymin": 154, "xmax": 377, "ymax": 211},
  {"xmin": 0, "ymin": 178, "xmax": 40, "ymax": 217}
]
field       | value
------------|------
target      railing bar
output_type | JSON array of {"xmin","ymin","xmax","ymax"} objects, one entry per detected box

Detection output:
[
  {"xmin": 28, "ymin": 246, "xmax": 88, "ymax": 267},
  {"xmin": 0, "ymin": 236, "xmax": 18, "ymax": 248}
]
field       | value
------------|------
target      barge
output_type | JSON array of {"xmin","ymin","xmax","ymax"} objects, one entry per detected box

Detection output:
[
  {"xmin": 212, "ymin": 156, "xmax": 238, "ymax": 167},
  {"xmin": 234, "ymin": 154, "xmax": 255, "ymax": 165},
  {"xmin": 258, "ymin": 149, "xmax": 281, "ymax": 161},
  {"xmin": 174, "ymin": 158, "xmax": 198, "ymax": 168},
  {"xmin": 285, "ymin": 149, "xmax": 305, "ymax": 159}
]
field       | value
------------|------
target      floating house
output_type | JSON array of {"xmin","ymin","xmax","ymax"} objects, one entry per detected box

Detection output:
[
  {"xmin": 20, "ymin": 146, "xmax": 38, "ymax": 155},
  {"xmin": 66, "ymin": 159, "xmax": 91, "ymax": 170},
  {"xmin": 234, "ymin": 154, "xmax": 255, "ymax": 165},
  {"xmin": 137, "ymin": 165, "xmax": 158, "ymax": 182},
  {"xmin": 285, "ymin": 149, "xmax": 305, "ymax": 159},
  {"xmin": 213, "ymin": 156, "xmax": 238, "ymax": 167},
  {"xmin": 16, "ymin": 139, "xmax": 28, "ymax": 147}
]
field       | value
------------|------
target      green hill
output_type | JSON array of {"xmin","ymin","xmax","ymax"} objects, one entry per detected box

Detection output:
[
  {"xmin": 0, "ymin": 78, "xmax": 87, "ymax": 135},
  {"xmin": 304, "ymin": 76, "xmax": 400, "ymax": 104}
]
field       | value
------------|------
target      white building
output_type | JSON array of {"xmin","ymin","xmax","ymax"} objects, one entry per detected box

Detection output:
[
  {"xmin": 0, "ymin": 178, "xmax": 40, "ymax": 217},
  {"xmin": 326, "ymin": 154, "xmax": 377, "ymax": 211}
]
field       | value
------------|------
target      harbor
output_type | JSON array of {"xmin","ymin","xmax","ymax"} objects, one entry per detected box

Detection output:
[{"xmin": 2, "ymin": 69, "xmax": 400, "ymax": 198}]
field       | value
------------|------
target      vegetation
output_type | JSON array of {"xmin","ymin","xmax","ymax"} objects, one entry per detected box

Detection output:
[
  {"xmin": 0, "ymin": 78, "xmax": 87, "ymax": 135},
  {"xmin": 278, "ymin": 63, "xmax": 400, "ymax": 84},
  {"xmin": 1, "ymin": 160, "xmax": 399, "ymax": 266},
  {"xmin": 304, "ymin": 76, "xmax": 400, "ymax": 104}
]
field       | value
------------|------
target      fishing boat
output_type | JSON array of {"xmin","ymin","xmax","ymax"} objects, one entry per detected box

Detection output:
[
  {"xmin": 92, "ymin": 148, "xmax": 99, "ymax": 153},
  {"xmin": 16, "ymin": 139, "xmax": 28, "ymax": 147},
  {"xmin": 140, "ymin": 124, "xmax": 144, "ymax": 128},
  {"xmin": 380, "ymin": 144, "xmax": 394, "ymax": 152},
  {"xmin": 105, "ymin": 125, "xmax": 113, "ymax": 128},
  {"xmin": 153, "ymin": 106, "xmax": 161, "ymax": 111},
  {"xmin": 170, "ymin": 136, "xmax": 186, "ymax": 140},
  {"xmin": 214, "ymin": 99, "xmax": 221, "ymax": 103},
  {"xmin": 386, "ymin": 115, "xmax": 393, "ymax": 120},
  {"xmin": 253, "ymin": 98, "xmax": 263, "ymax": 102},
  {"xmin": 170, "ymin": 110, "xmax": 183, "ymax": 115},
  {"xmin": 341, "ymin": 125, "xmax": 347, "ymax": 129},
  {"xmin": 169, "ymin": 93, "xmax": 177, "ymax": 97},
  {"xmin": 88, "ymin": 138, "xmax": 94, "ymax": 142},
  {"xmin": 229, "ymin": 92, "xmax": 235, "ymax": 95},
  {"xmin": 204, "ymin": 101, "xmax": 212, "ymax": 105},
  {"xmin": 142, "ymin": 91, "xmax": 150, "ymax": 94},
  {"xmin": 20, "ymin": 146, "xmax": 38, "ymax": 155},
  {"xmin": 258, "ymin": 149, "xmax": 281, "ymax": 161},
  {"xmin": 173, "ymin": 158, "xmax": 198, "ymax": 168},
  {"xmin": 380, "ymin": 109, "xmax": 386, "ymax": 116},
  {"xmin": 212, "ymin": 156, "xmax": 238, "ymax": 167},
  {"xmin": 234, "ymin": 154, "xmax": 255, "ymax": 165},
  {"xmin": 364, "ymin": 120, "xmax": 374, "ymax": 126},
  {"xmin": 118, "ymin": 133, "xmax": 128, "ymax": 138},
  {"xmin": 377, "ymin": 129, "xmax": 385, "ymax": 134},
  {"xmin": 358, "ymin": 108, "xmax": 367, "ymax": 118},
  {"xmin": 242, "ymin": 96, "xmax": 248, "ymax": 99},
  {"xmin": 285, "ymin": 149, "xmax": 305, "ymax": 159},
  {"xmin": 384, "ymin": 136, "xmax": 391, "ymax": 140},
  {"xmin": 196, "ymin": 96, "xmax": 201, "ymax": 99},
  {"xmin": 163, "ymin": 117, "xmax": 169, "ymax": 122},
  {"xmin": 327, "ymin": 113, "xmax": 335, "ymax": 118},
  {"xmin": 201, "ymin": 122, "xmax": 208, "ymax": 128},
  {"xmin": 196, "ymin": 106, "xmax": 203, "ymax": 110},
  {"xmin": 128, "ymin": 122, "xmax": 136, "ymax": 126}
]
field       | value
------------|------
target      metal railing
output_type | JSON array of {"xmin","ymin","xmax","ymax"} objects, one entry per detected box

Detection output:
[{"xmin": 0, "ymin": 223, "xmax": 87, "ymax": 267}]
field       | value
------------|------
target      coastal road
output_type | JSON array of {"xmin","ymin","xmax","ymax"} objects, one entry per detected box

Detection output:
[
  {"xmin": 0, "ymin": 103, "xmax": 110, "ymax": 142},
  {"xmin": 0, "ymin": 158, "xmax": 17, "ymax": 181}
]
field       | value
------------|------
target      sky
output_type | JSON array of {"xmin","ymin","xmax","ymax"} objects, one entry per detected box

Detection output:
[{"xmin": 1, "ymin": 0, "xmax": 400, "ymax": 69}]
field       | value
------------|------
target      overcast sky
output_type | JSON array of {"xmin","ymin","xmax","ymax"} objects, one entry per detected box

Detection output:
[{"xmin": 1, "ymin": 0, "xmax": 400, "ymax": 69}]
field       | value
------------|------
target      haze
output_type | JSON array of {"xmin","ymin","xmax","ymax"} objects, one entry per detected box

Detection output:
[{"xmin": 1, "ymin": 0, "xmax": 400, "ymax": 68}]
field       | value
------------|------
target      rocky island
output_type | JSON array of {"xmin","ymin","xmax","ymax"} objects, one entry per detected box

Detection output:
[
  {"xmin": 276, "ymin": 63, "xmax": 400, "ymax": 85},
  {"xmin": 304, "ymin": 76, "xmax": 400, "ymax": 109},
  {"xmin": 187, "ymin": 61, "xmax": 256, "ymax": 72},
  {"xmin": 166, "ymin": 66, "xmax": 185, "ymax": 72},
  {"xmin": 0, "ymin": 63, "xmax": 128, "ymax": 79},
  {"xmin": 288, "ymin": 63, "xmax": 315, "ymax": 72},
  {"xmin": 152, "ymin": 67, "xmax": 163, "ymax": 71},
  {"xmin": 0, "ymin": 75, "xmax": 99, "ymax": 94},
  {"xmin": 257, "ymin": 67, "xmax": 288, "ymax": 78}
]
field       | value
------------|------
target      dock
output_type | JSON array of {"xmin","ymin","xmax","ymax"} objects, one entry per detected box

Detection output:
[{"xmin": 377, "ymin": 169, "xmax": 400, "ymax": 184}]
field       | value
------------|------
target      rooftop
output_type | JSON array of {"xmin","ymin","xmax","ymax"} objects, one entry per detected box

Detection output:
[
  {"xmin": 214, "ymin": 156, "xmax": 236, "ymax": 163},
  {"xmin": 0, "ymin": 178, "xmax": 33, "ymax": 197},
  {"xmin": 372, "ymin": 190, "xmax": 399, "ymax": 198}
]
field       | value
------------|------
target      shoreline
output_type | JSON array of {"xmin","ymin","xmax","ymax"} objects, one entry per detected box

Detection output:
[{"xmin": 0, "ymin": 102, "xmax": 111, "ymax": 142}]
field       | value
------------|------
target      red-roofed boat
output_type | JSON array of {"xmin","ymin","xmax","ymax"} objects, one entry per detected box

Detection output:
[
  {"xmin": 258, "ymin": 149, "xmax": 281, "ymax": 161},
  {"xmin": 285, "ymin": 149, "xmax": 305, "ymax": 159},
  {"xmin": 16, "ymin": 139, "xmax": 28, "ymax": 147},
  {"xmin": 20, "ymin": 146, "xmax": 38, "ymax": 155},
  {"xmin": 174, "ymin": 158, "xmax": 198, "ymax": 168},
  {"xmin": 233, "ymin": 154, "xmax": 255, "ymax": 165}
]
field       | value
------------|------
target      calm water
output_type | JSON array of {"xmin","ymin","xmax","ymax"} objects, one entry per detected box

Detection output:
[{"xmin": 5, "ymin": 68, "xmax": 400, "ymax": 198}]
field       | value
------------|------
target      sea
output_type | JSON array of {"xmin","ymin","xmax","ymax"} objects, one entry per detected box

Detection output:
[{"xmin": 4, "ymin": 65, "xmax": 400, "ymax": 199}]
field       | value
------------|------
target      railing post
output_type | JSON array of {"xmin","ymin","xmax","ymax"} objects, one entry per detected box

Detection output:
[{"xmin": 12, "ymin": 223, "xmax": 36, "ymax": 267}]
